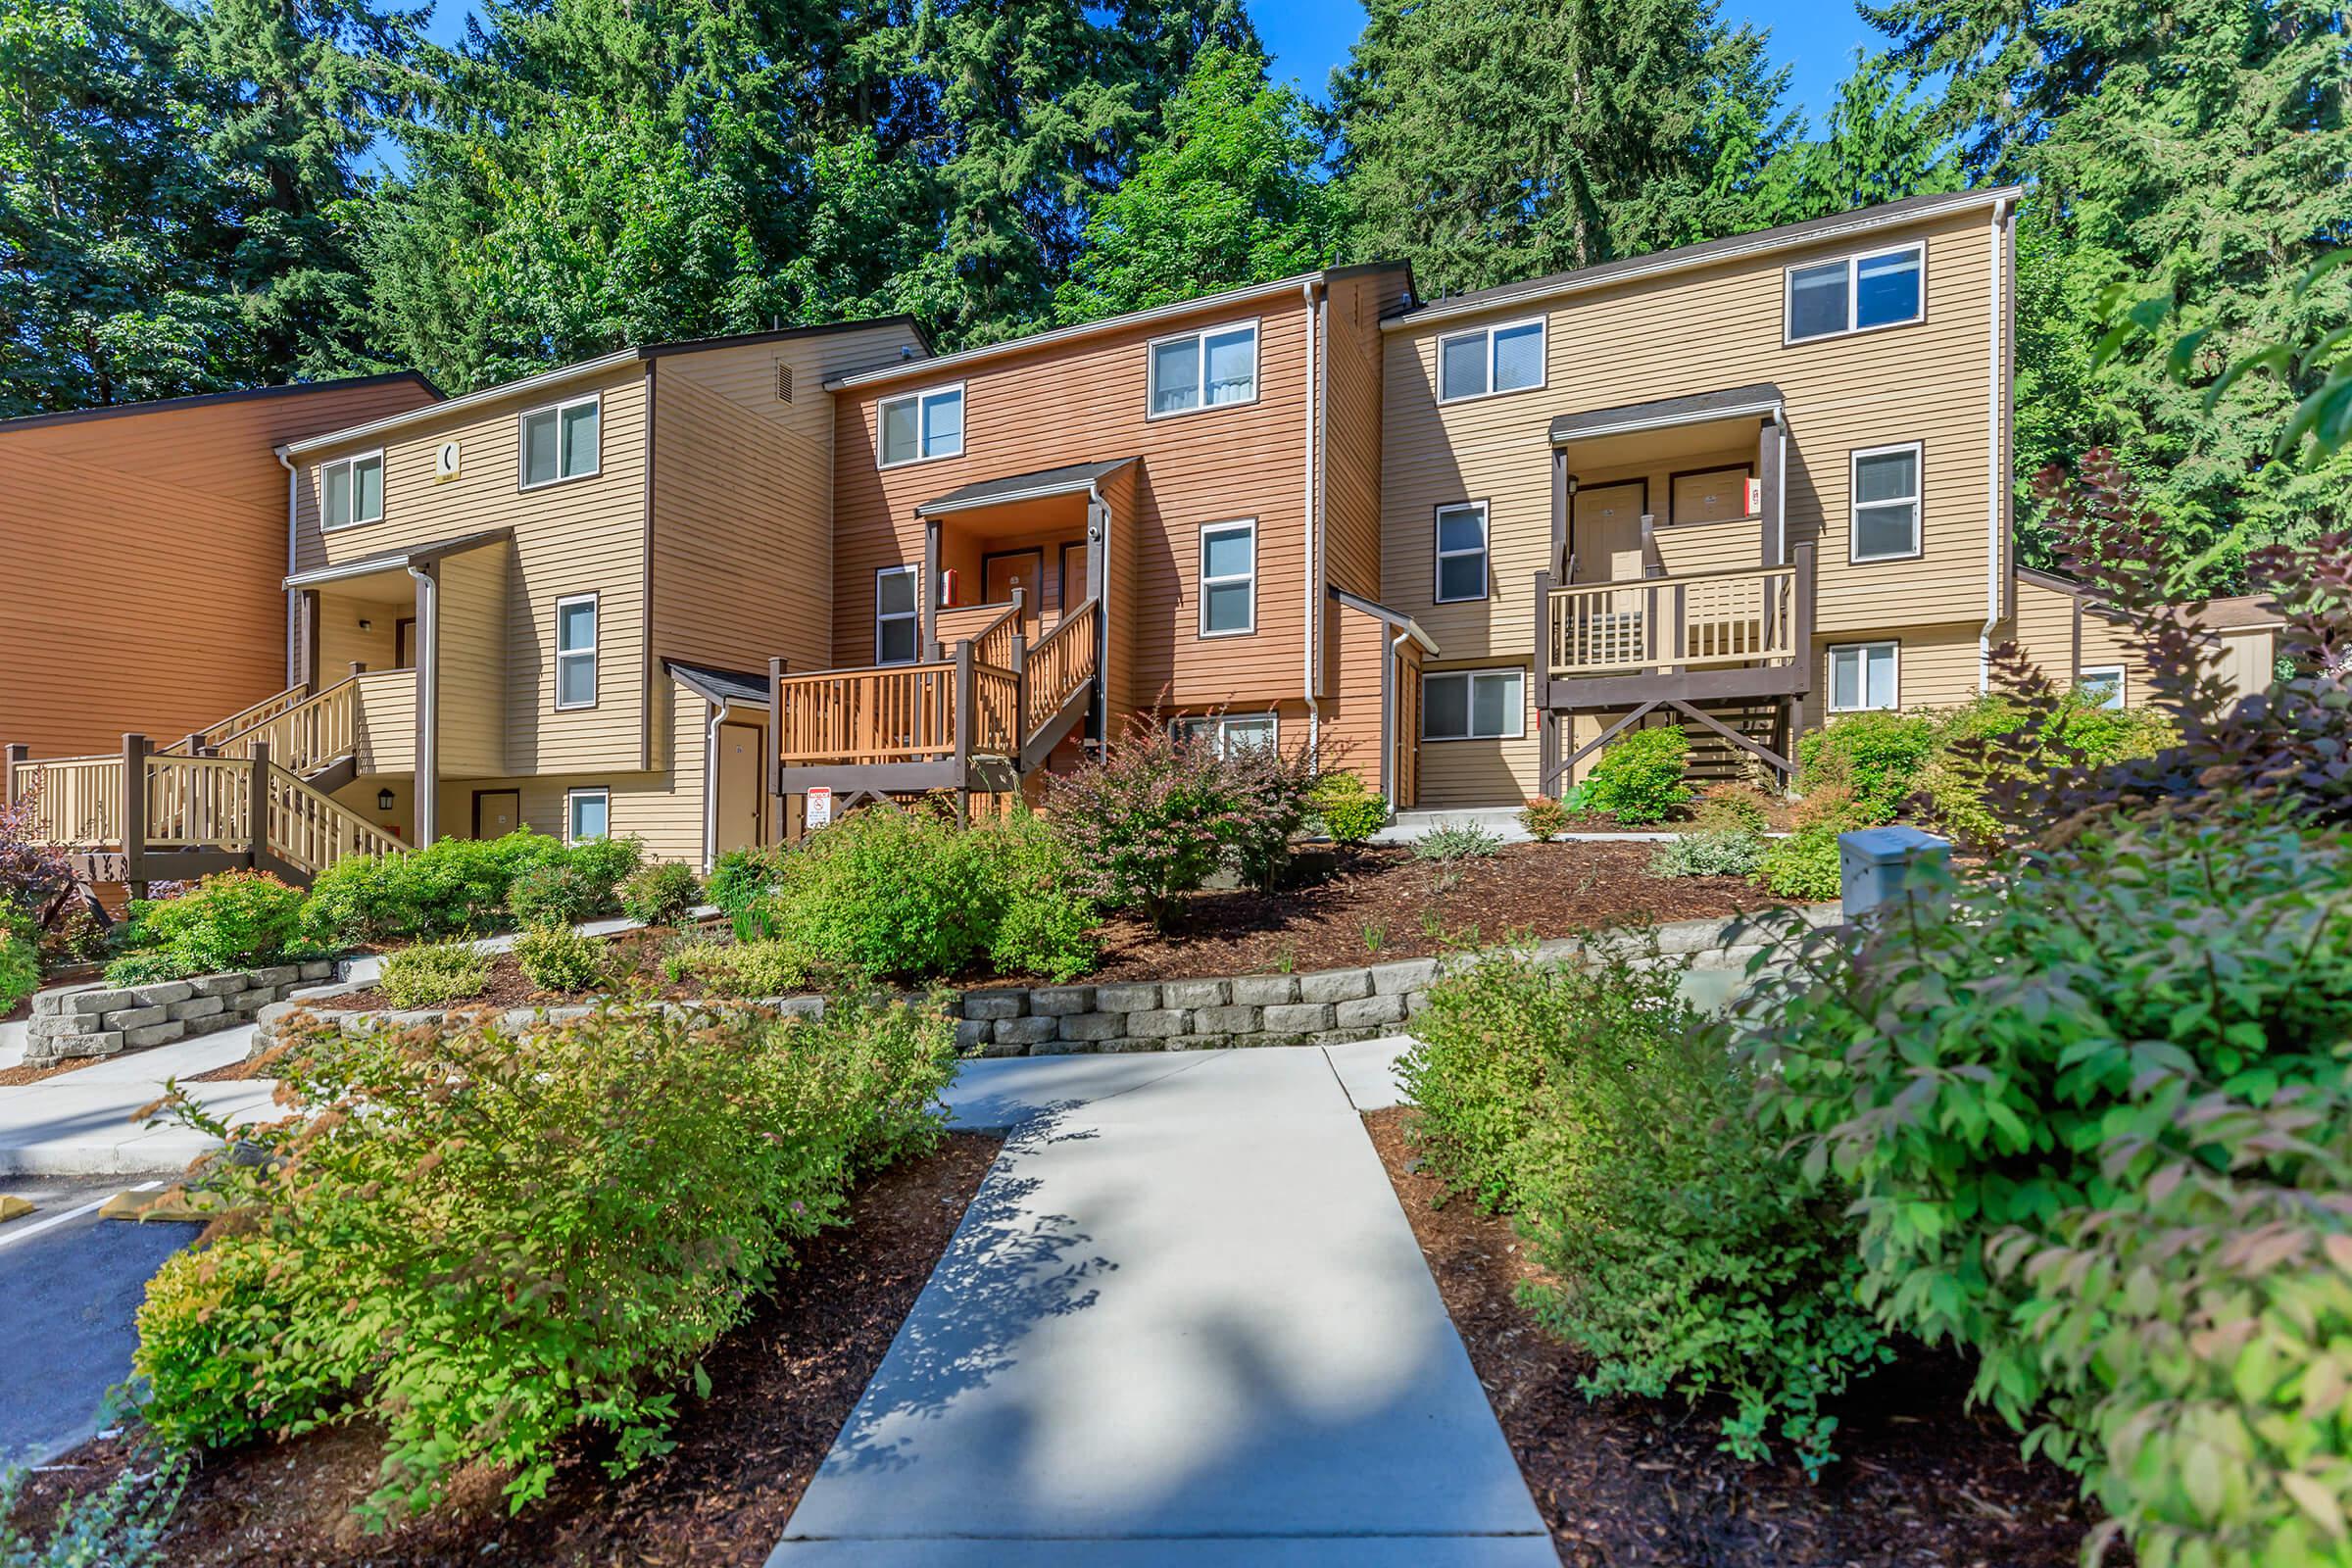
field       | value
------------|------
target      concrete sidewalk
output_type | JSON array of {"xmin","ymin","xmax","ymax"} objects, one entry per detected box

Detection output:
[
  {"xmin": 767, "ymin": 1042, "xmax": 1554, "ymax": 1567},
  {"xmin": 0, "ymin": 1024, "xmax": 277, "ymax": 1176}
]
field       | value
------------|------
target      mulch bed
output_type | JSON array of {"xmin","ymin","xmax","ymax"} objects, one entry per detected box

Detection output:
[
  {"xmin": 322, "ymin": 928, "xmax": 712, "ymax": 1015},
  {"xmin": 1361, "ymin": 1107, "xmax": 2101, "ymax": 1568},
  {"xmin": 15, "ymin": 1130, "xmax": 1001, "ymax": 1566},
  {"xmin": 0, "ymin": 1054, "xmax": 96, "ymax": 1086}
]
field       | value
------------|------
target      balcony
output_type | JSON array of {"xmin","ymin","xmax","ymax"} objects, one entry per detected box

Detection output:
[{"xmin": 1534, "ymin": 546, "xmax": 1813, "ymax": 709}]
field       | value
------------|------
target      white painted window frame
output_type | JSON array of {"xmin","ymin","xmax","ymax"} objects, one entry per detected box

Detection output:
[
  {"xmin": 874, "ymin": 564, "xmax": 920, "ymax": 664},
  {"xmin": 1433, "ymin": 500, "xmax": 1491, "ymax": 604},
  {"xmin": 1784, "ymin": 241, "xmax": 1927, "ymax": 345},
  {"xmin": 320, "ymin": 449, "xmax": 385, "ymax": 529},
  {"xmin": 2079, "ymin": 665, "xmax": 2127, "ymax": 710},
  {"xmin": 1197, "ymin": 518, "xmax": 1258, "ymax": 638},
  {"xmin": 1435, "ymin": 316, "xmax": 1546, "ymax": 405},
  {"xmin": 1849, "ymin": 440, "xmax": 1926, "ymax": 564},
  {"xmin": 553, "ymin": 592, "xmax": 599, "ymax": 710},
  {"xmin": 1146, "ymin": 318, "xmax": 1261, "ymax": 419},
  {"xmin": 518, "ymin": 393, "xmax": 602, "ymax": 491},
  {"xmin": 564, "ymin": 785, "xmax": 611, "ymax": 846},
  {"xmin": 1174, "ymin": 711, "xmax": 1280, "ymax": 756},
  {"xmin": 1421, "ymin": 666, "xmax": 1527, "ymax": 741},
  {"xmin": 1827, "ymin": 640, "xmax": 1901, "ymax": 712},
  {"xmin": 876, "ymin": 382, "xmax": 965, "ymax": 467}
]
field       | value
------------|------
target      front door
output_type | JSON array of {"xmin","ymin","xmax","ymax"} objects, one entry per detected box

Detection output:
[
  {"xmin": 715, "ymin": 721, "xmax": 765, "ymax": 858},
  {"xmin": 1572, "ymin": 481, "xmax": 1647, "ymax": 583},
  {"xmin": 1058, "ymin": 541, "xmax": 1093, "ymax": 619},
  {"xmin": 472, "ymin": 788, "xmax": 520, "ymax": 840}
]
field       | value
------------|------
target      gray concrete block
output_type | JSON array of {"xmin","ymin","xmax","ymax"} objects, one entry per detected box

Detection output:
[
  {"xmin": 962, "ymin": 989, "xmax": 1028, "ymax": 1021},
  {"xmin": 1028, "ymin": 986, "xmax": 1095, "ymax": 1016},
  {"xmin": 167, "ymin": 994, "xmax": 225, "ymax": 1022},
  {"xmin": 1230, "ymin": 975, "xmax": 1298, "ymax": 1006},
  {"xmin": 1336, "ymin": 994, "xmax": 1406, "ymax": 1030},
  {"xmin": 1171, "ymin": 1034, "xmax": 1232, "ymax": 1051},
  {"xmin": 139, "ymin": 981, "xmax": 195, "ymax": 1006},
  {"xmin": 28, "ymin": 1029, "xmax": 124, "ymax": 1062},
  {"xmin": 1123, "ymin": 1008, "xmax": 1191, "ymax": 1039},
  {"xmin": 955, "ymin": 1018, "xmax": 993, "ymax": 1051},
  {"xmin": 1193, "ymin": 1004, "xmax": 1259, "ymax": 1035},
  {"xmin": 773, "ymin": 996, "xmax": 825, "ymax": 1019},
  {"xmin": 1058, "ymin": 1012, "xmax": 1126, "ymax": 1043},
  {"xmin": 1261, "ymin": 1002, "xmax": 1335, "ymax": 1034},
  {"xmin": 1160, "ymin": 979, "xmax": 1230, "ymax": 1008},
  {"xmin": 993, "ymin": 1015, "xmax": 1060, "ymax": 1047},
  {"xmin": 252, "ymin": 965, "xmax": 301, "ymax": 988},
  {"xmin": 28, "ymin": 1014, "xmax": 95, "ymax": 1041},
  {"xmin": 187, "ymin": 974, "xmax": 247, "ymax": 999},
  {"xmin": 1368, "ymin": 958, "xmax": 1439, "ymax": 996},
  {"xmin": 300, "ymin": 960, "xmax": 335, "ymax": 980},
  {"xmin": 1404, "ymin": 991, "xmax": 1432, "ymax": 1016},
  {"xmin": 181, "ymin": 1012, "xmax": 240, "ymax": 1039},
  {"xmin": 1298, "ymin": 968, "xmax": 1372, "ymax": 1004},
  {"xmin": 122, "ymin": 1021, "xmax": 185, "ymax": 1050},
  {"xmin": 1093, "ymin": 982, "xmax": 1159, "ymax": 1013},
  {"xmin": 62, "ymin": 989, "xmax": 133, "ymax": 1016},
  {"xmin": 102, "ymin": 1004, "xmax": 169, "ymax": 1032}
]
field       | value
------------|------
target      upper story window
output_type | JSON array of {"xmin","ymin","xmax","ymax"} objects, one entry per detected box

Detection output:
[
  {"xmin": 875, "ymin": 565, "xmax": 920, "ymax": 663},
  {"xmin": 1787, "ymin": 243, "xmax": 1925, "ymax": 343},
  {"xmin": 1150, "ymin": 321, "xmax": 1258, "ymax": 416},
  {"xmin": 1850, "ymin": 443, "xmax": 1923, "ymax": 562},
  {"xmin": 1434, "ymin": 501, "xmax": 1489, "ymax": 603},
  {"xmin": 879, "ymin": 384, "xmax": 963, "ymax": 466},
  {"xmin": 1199, "ymin": 520, "xmax": 1256, "ymax": 637},
  {"xmin": 1437, "ymin": 318, "xmax": 1544, "ymax": 403},
  {"xmin": 321, "ymin": 451, "xmax": 384, "ymax": 528},
  {"xmin": 1828, "ymin": 641, "xmax": 1899, "ymax": 711},
  {"xmin": 521, "ymin": 395, "xmax": 600, "ymax": 489},
  {"xmin": 554, "ymin": 593, "xmax": 598, "ymax": 710}
]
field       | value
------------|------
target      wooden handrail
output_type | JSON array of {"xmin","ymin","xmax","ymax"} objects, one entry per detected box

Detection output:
[
  {"xmin": 1544, "ymin": 563, "xmax": 1799, "ymax": 678},
  {"xmin": 207, "ymin": 675, "xmax": 362, "ymax": 774},
  {"xmin": 265, "ymin": 763, "xmax": 406, "ymax": 874},
  {"xmin": 1022, "ymin": 597, "xmax": 1100, "ymax": 729},
  {"xmin": 162, "ymin": 684, "xmax": 311, "ymax": 756}
]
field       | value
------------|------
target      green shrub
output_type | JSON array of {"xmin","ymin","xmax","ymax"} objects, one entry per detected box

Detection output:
[
  {"xmin": 1795, "ymin": 711, "xmax": 1936, "ymax": 824},
  {"xmin": 1920, "ymin": 691, "xmax": 2178, "ymax": 849},
  {"xmin": 1412, "ymin": 821, "xmax": 1502, "ymax": 862},
  {"xmin": 1650, "ymin": 829, "xmax": 1765, "ymax": 878},
  {"xmin": 978, "ymin": 809, "xmax": 1100, "ymax": 983},
  {"xmin": 376, "ymin": 941, "xmax": 491, "ymax": 1008},
  {"xmin": 566, "ymin": 835, "xmax": 646, "ymax": 901},
  {"xmin": 1309, "ymin": 772, "xmax": 1388, "ymax": 845},
  {"xmin": 1691, "ymin": 782, "xmax": 1773, "ymax": 836},
  {"xmin": 507, "ymin": 862, "xmax": 601, "ymax": 931},
  {"xmin": 707, "ymin": 846, "xmax": 781, "ymax": 940},
  {"xmin": 664, "ymin": 936, "xmax": 808, "ymax": 998},
  {"xmin": 0, "ymin": 931, "xmax": 35, "ymax": 1014},
  {"xmin": 1518, "ymin": 797, "xmax": 1579, "ymax": 842},
  {"xmin": 137, "ymin": 996, "xmax": 955, "ymax": 1520},
  {"xmin": 302, "ymin": 831, "xmax": 568, "ymax": 945},
  {"xmin": 108, "ymin": 871, "xmax": 310, "ymax": 983},
  {"xmin": 772, "ymin": 808, "xmax": 995, "ymax": 981},
  {"xmin": 617, "ymin": 861, "xmax": 701, "ymax": 927},
  {"xmin": 0, "ymin": 1451, "xmax": 185, "ymax": 1565},
  {"xmin": 1583, "ymin": 726, "xmax": 1693, "ymax": 824},
  {"xmin": 514, "ymin": 926, "xmax": 621, "ymax": 993}
]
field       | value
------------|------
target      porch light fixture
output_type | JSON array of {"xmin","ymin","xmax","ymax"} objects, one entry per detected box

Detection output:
[
  {"xmin": 377, "ymin": 789, "xmax": 396, "ymax": 812},
  {"xmin": 358, "ymin": 617, "xmax": 372, "ymax": 632}
]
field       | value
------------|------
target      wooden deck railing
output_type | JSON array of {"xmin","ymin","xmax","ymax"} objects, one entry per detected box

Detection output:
[
  {"xmin": 143, "ymin": 754, "xmax": 257, "ymax": 849},
  {"xmin": 1541, "ymin": 552, "xmax": 1810, "ymax": 679},
  {"xmin": 6, "ymin": 756, "xmax": 125, "ymax": 846},
  {"xmin": 1022, "ymin": 598, "xmax": 1099, "ymax": 723},
  {"xmin": 266, "ymin": 764, "xmax": 406, "ymax": 875},
  {"xmin": 773, "ymin": 661, "xmax": 963, "ymax": 766},
  {"xmin": 205, "ymin": 675, "xmax": 361, "ymax": 775},
  {"xmin": 161, "ymin": 684, "xmax": 311, "ymax": 757},
  {"xmin": 936, "ymin": 590, "xmax": 1026, "ymax": 668}
]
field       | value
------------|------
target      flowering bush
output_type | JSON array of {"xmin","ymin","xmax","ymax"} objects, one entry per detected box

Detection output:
[
  {"xmin": 1518, "ymin": 797, "xmax": 1578, "ymax": 841},
  {"xmin": 0, "ymin": 782, "xmax": 72, "ymax": 929}
]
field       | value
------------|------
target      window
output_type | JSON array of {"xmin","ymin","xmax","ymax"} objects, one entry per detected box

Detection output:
[
  {"xmin": 1149, "ymin": 322, "xmax": 1258, "ymax": 416},
  {"xmin": 554, "ymin": 594, "xmax": 598, "ymax": 710},
  {"xmin": 321, "ymin": 451, "xmax": 383, "ymax": 528},
  {"xmin": 1850, "ymin": 443, "xmax": 1923, "ymax": 562},
  {"xmin": 1199, "ymin": 520, "xmax": 1255, "ymax": 637},
  {"xmin": 520, "ymin": 395, "xmax": 600, "ymax": 488},
  {"xmin": 1787, "ymin": 244, "xmax": 1925, "ymax": 342},
  {"xmin": 1175, "ymin": 712, "xmax": 1278, "ymax": 756},
  {"xmin": 874, "ymin": 565, "xmax": 919, "ymax": 663},
  {"xmin": 1437, "ymin": 318, "xmax": 1544, "ymax": 402},
  {"xmin": 565, "ymin": 787, "xmax": 610, "ymax": 845},
  {"xmin": 2079, "ymin": 666, "xmax": 2126, "ymax": 710},
  {"xmin": 1422, "ymin": 668, "xmax": 1525, "ymax": 740},
  {"xmin": 1828, "ymin": 641, "xmax": 1899, "ymax": 711},
  {"xmin": 878, "ymin": 384, "xmax": 963, "ymax": 466},
  {"xmin": 1434, "ymin": 502, "xmax": 1489, "ymax": 603}
]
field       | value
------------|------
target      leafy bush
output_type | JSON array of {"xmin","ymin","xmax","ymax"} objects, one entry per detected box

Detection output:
[
  {"xmin": 566, "ymin": 835, "xmax": 645, "ymax": 900},
  {"xmin": 107, "ymin": 871, "xmax": 310, "ymax": 983},
  {"xmin": 1650, "ymin": 829, "xmax": 1765, "ymax": 878},
  {"xmin": 1518, "ymin": 797, "xmax": 1579, "ymax": 842},
  {"xmin": 1309, "ymin": 771, "xmax": 1388, "ymax": 845},
  {"xmin": 1920, "ymin": 690, "xmax": 2176, "ymax": 849},
  {"xmin": 1795, "ymin": 712, "xmax": 1936, "ymax": 824},
  {"xmin": 376, "ymin": 941, "xmax": 491, "ymax": 1008},
  {"xmin": 0, "ymin": 1452, "xmax": 185, "ymax": 1565},
  {"xmin": 663, "ymin": 936, "xmax": 808, "ymax": 998},
  {"xmin": 0, "ymin": 929, "xmax": 36, "ymax": 1014},
  {"xmin": 1751, "ymin": 787, "xmax": 1869, "ymax": 902},
  {"xmin": 514, "ymin": 926, "xmax": 621, "ymax": 992},
  {"xmin": 978, "ymin": 809, "xmax": 1100, "ymax": 983},
  {"xmin": 706, "ymin": 846, "xmax": 780, "ymax": 940},
  {"xmin": 302, "ymin": 831, "xmax": 568, "ymax": 945},
  {"xmin": 1412, "ymin": 821, "xmax": 1502, "ymax": 862},
  {"xmin": 1691, "ymin": 782, "xmax": 1773, "ymax": 835},
  {"xmin": 137, "ymin": 996, "xmax": 956, "ymax": 1520},
  {"xmin": 771, "ymin": 808, "xmax": 995, "ymax": 981},
  {"xmin": 507, "ymin": 862, "xmax": 599, "ymax": 931},
  {"xmin": 1583, "ymin": 725, "xmax": 1693, "ymax": 824},
  {"xmin": 0, "ymin": 780, "xmax": 72, "ymax": 929},
  {"xmin": 617, "ymin": 861, "xmax": 701, "ymax": 927}
]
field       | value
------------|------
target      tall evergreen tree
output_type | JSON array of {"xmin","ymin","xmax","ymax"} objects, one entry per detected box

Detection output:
[
  {"xmin": 1329, "ymin": 0, "xmax": 1793, "ymax": 295},
  {"xmin": 1733, "ymin": 52, "xmax": 1959, "ymax": 231}
]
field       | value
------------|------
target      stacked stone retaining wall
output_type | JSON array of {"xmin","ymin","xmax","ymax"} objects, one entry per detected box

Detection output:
[{"xmin": 28, "ymin": 961, "xmax": 340, "ymax": 1063}]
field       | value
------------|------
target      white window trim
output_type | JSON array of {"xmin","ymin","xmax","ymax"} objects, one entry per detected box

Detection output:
[
  {"xmin": 1435, "ymin": 316, "xmax": 1547, "ymax": 405},
  {"xmin": 1826, "ymin": 640, "xmax": 1901, "ymax": 712},
  {"xmin": 1784, "ymin": 242, "xmax": 1927, "ymax": 345},
  {"xmin": 1145, "ymin": 318, "xmax": 1261, "ymax": 420},
  {"xmin": 517, "ymin": 393, "xmax": 602, "ymax": 491},
  {"xmin": 553, "ymin": 592, "xmax": 599, "ymax": 710},
  {"xmin": 1433, "ymin": 500, "xmax": 1490, "ymax": 604},
  {"xmin": 564, "ymin": 786, "xmax": 611, "ymax": 846},
  {"xmin": 1849, "ymin": 441, "xmax": 1926, "ymax": 564},
  {"xmin": 1174, "ymin": 711, "xmax": 1280, "ymax": 755},
  {"xmin": 876, "ymin": 382, "xmax": 965, "ymax": 467},
  {"xmin": 874, "ymin": 564, "xmax": 920, "ymax": 664},
  {"xmin": 1421, "ymin": 666, "xmax": 1528, "ymax": 742},
  {"xmin": 319, "ymin": 449, "xmax": 385, "ymax": 529},
  {"xmin": 2079, "ymin": 665, "xmax": 2127, "ymax": 710},
  {"xmin": 1198, "ymin": 518, "xmax": 1257, "ymax": 638}
]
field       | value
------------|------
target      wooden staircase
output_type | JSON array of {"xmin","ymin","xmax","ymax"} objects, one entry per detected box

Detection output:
[
  {"xmin": 161, "ymin": 675, "xmax": 373, "ymax": 792},
  {"xmin": 1683, "ymin": 701, "xmax": 1788, "ymax": 787}
]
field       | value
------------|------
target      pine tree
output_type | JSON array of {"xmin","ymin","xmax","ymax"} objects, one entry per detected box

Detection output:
[{"xmin": 1740, "ymin": 53, "xmax": 1959, "ymax": 230}]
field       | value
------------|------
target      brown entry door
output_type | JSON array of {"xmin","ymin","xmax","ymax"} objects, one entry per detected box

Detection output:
[
  {"xmin": 984, "ymin": 550, "xmax": 1045, "ymax": 634},
  {"xmin": 473, "ymin": 789, "xmax": 520, "ymax": 839},
  {"xmin": 715, "ymin": 722, "xmax": 766, "ymax": 857},
  {"xmin": 1059, "ymin": 541, "xmax": 1092, "ymax": 617}
]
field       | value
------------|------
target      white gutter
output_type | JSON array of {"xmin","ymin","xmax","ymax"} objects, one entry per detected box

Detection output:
[
  {"xmin": 276, "ymin": 446, "xmax": 298, "ymax": 685},
  {"xmin": 1979, "ymin": 193, "xmax": 2014, "ymax": 692},
  {"xmin": 703, "ymin": 696, "xmax": 733, "ymax": 872},
  {"xmin": 406, "ymin": 564, "xmax": 438, "ymax": 846},
  {"xmin": 1301, "ymin": 277, "xmax": 1322, "ymax": 763}
]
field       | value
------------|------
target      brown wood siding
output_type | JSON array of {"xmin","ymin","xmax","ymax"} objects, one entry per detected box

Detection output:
[
  {"xmin": 1322, "ymin": 597, "xmax": 1391, "ymax": 785},
  {"xmin": 1320, "ymin": 271, "xmax": 1399, "ymax": 608},
  {"xmin": 0, "ymin": 376, "xmax": 437, "ymax": 756},
  {"xmin": 1099, "ymin": 462, "xmax": 1144, "ymax": 715},
  {"xmin": 831, "ymin": 296, "xmax": 1316, "ymax": 714},
  {"xmin": 292, "ymin": 365, "xmax": 651, "ymax": 775},
  {"xmin": 649, "ymin": 324, "xmax": 924, "ymax": 679}
]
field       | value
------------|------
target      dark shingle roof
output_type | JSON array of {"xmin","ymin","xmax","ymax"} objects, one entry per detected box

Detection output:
[{"xmin": 665, "ymin": 661, "xmax": 773, "ymax": 707}]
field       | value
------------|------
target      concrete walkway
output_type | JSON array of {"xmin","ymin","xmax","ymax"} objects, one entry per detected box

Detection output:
[
  {"xmin": 767, "ymin": 1041, "xmax": 1554, "ymax": 1567},
  {"xmin": 0, "ymin": 1024, "xmax": 277, "ymax": 1176}
]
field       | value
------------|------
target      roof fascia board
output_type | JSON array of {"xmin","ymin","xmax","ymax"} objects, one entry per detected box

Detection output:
[{"xmin": 1551, "ymin": 398, "xmax": 1784, "ymax": 445}]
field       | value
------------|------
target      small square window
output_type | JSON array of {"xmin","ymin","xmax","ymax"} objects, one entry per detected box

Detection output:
[
  {"xmin": 1788, "ymin": 245, "xmax": 1925, "ymax": 342},
  {"xmin": 879, "ymin": 386, "xmax": 963, "ymax": 465},
  {"xmin": 521, "ymin": 396, "xmax": 599, "ymax": 487},
  {"xmin": 566, "ymin": 787, "xmax": 609, "ymax": 845},
  {"xmin": 1434, "ymin": 502, "xmax": 1489, "ymax": 603},
  {"xmin": 1200, "ymin": 521, "xmax": 1255, "ymax": 637},
  {"xmin": 320, "ymin": 452, "xmax": 383, "ymax": 527},
  {"xmin": 1177, "ymin": 712, "xmax": 1278, "ymax": 756},
  {"xmin": 2079, "ymin": 666, "xmax": 2126, "ymax": 710},
  {"xmin": 1828, "ymin": 642, "xmax": 1899, "ymax": 711},
  {"xmin": 1150, "ymin": 322, "xmax": 1258, "ymax": 416}
]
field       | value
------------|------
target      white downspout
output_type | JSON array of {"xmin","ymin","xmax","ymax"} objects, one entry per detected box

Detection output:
[
  {"xmin": 1387, "ymin": 627, "xmax": 1412, "ymax": 808},
  {"xmin": 1980, "ymin": 193, "xmax": 2014, "ymax": 692},
  {"xmin": 277, "ymin": 448, "xmax": 298, "ymax": 686},
  {"xmin": 406, "ymin": 564, "xmax": 438, "ymax": 846},
  {"xmin": 1301, "ymin": 277, "xmax": 1321, "ymax": 763},
  {"xmin": 703, "ymin": 697, "xmax": 733, "ymax": 872}
]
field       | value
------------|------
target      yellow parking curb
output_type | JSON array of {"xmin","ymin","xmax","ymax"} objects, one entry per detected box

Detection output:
[
  {"xmin": 97, "ymin": 1186, "xmax": 242, "ymax": 1224},
  {"xmin": 0, "ymin": 1196, "xmax": 32, "ymax": 1224}
]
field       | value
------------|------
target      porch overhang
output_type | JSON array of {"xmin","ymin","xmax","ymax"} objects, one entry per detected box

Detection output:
[
  {"xmin": 282, "ymin": 526, "xmax": 513, "ymax": 589},
  {"xmin": 1548, "ymin": 383, "xmax": 1783, "ymax": 447},
  {"xmin": 665, "ymin": 659, "xmax": 772, "ymax": 710},
  {"xmin": 914, "ymin": 458, "xmax": 1136, "ymax": 518}
]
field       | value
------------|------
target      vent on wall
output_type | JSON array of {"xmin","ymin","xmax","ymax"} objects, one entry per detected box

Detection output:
[{"xmin": 775, "ymin": 363, "xmax": 794, "ymax": 404}]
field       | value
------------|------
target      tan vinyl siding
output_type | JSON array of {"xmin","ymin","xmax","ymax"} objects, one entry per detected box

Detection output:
[
  {"xmin": 2007, "ymin": 572, "xmax": 2153, "ymax": 703},
  {"xmin": 353, "ymin": 670, "xmax": 416, "ymax": 774},
  {"xmin": 436, "ymin": 546, "xmax": 510, "ymax": 775},
  {"xmin": 1415, "ymin": 659, "xmax": 1538, "ymax": 808},
  {"xmin": 1803, "ymin": 620, "xmax": 1984, "ymax": 729},
  {"xmin": 293, "ymin": 364, "xmax": 651, "ymax": 775},
  {"xmin": 0, "ymin": 376, "xmax": 437, "ymax": 757}
]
